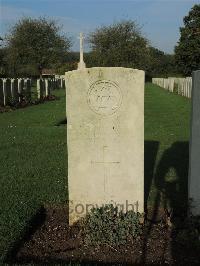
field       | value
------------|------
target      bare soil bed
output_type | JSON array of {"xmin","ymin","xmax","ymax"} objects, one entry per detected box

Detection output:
[
  {"xmin": 5, "ymin": 205, "xmax": 200, "ymax": 265},
  {"xmin": 0, "ymin": 95, "xmax": 57, "ymax": 113}
]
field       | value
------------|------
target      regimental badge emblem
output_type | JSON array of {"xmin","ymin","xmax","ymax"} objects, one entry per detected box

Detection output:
[{"xmin": 87, "ymin": 80, "xmax": 122, "ymax": 115}]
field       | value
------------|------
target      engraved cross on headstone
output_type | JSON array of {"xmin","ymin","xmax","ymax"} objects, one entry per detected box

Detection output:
[{"xmin": 91, "ymin": 145, "xmax": 120, "ymax": 193}]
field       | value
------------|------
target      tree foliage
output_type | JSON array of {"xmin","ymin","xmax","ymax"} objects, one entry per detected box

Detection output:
[
  {"xmin": 147, "ymin": 47, "xmax": 179, "ymax": 78},
  {"xmin": 0, "ymin": 48, "xmax": 7, "ymax": 76},
  {"xmin": 175, "ymin": 4, "xmax": 200, "ymax": 75},
  {"xmin": 88, "ymin": 20, "xmax": 149, "ymax": 70},
  {"xmin": 5, "ymin": 17, "xmax": 71, "ymax": 76},
  {"xmin": 87, "ymin": 20, "xmax": 179, "ymax": 78}
]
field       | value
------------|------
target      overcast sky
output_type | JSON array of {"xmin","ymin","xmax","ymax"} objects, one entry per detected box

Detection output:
[{"xmin": 0, "ymin": 0, "xmax": 198, "ymax": 54}]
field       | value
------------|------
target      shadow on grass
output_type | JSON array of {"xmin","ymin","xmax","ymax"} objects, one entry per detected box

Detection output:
[
  {"xmin": 147, "ymin": 141, "xmax": 189, "ymax": 222},
  {"xmin": 5, "ymin": 206, "xmax": 46, "ymax": 264},
  {"xmin": 155, "ymin": 141, "xmax": 189, "ymax": 217},
  {"xmin": 144, "ymin": 141, "xmax": 159, "ymax": 212},
  {"xmin": 55, "ymin": 118, "xmax": 67, "ymax": 126},
  {"xmin": 142, "ymin": 141, "xmax": 189, "ymax": 264}
]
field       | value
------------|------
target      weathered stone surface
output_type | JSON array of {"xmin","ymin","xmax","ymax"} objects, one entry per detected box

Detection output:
[
  {"xmin": 66, "ymin": 67, "xmax": 144, "ymax": 224},
  {"xmin": 189, "ymin": 70, "xmax": 200, "ymax": 215}
]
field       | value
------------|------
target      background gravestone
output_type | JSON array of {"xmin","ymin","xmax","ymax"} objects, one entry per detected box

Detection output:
[
  {"xmin": 0, "ymin": 79, "xmax": 4, "ymax": 106},
  {"xmin": 66, "ymin": 67, "xmax": 144, "ymax": 224},
  {"xmin": 44, "ymin": 79, "xmax": 51, "ymax": 96},
  {"xmin": 11, "ymin": 79, "xmax": 19, "ymax": 102},
  {"xmin": 37, "ymin": 79, "xmax": 45, "ymax": 99},
  {"xmin": 3, "ymin": 79, "xmax": 11, "ymax": 105},
  {"xmin": 189, "ymin": 70, "xmax": 200, "ymax": 215},
  {"xmin": 24, "ymin": 79, "xmax": 31, "ymax": 101},
  {"xmin": 18, "ymin": 79, "xmax": 24, "ymax": 102}
]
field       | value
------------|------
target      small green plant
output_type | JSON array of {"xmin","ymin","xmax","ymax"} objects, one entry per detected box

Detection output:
[{"xmin": 81, "ymin": 204, "xmax": 143, "ymax": 246}]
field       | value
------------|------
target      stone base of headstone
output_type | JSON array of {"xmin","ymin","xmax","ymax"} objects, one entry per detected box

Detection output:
[{"xmin": 78, "ymin": 61, "xmax": 86, "ymax": 70}]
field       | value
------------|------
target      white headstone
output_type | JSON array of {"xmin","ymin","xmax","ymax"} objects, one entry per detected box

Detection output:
[
  {"xmin": 24, "ymin": 78, "xmax": 31, "ymax": 100},
  {"xmin": 66, "ymin": 67, "xmax": 144, "ymax": 224},
  {"xmin": 11, "ymin": 79, "xmax": 19, "ymax": 101},
  {"xmin": 45, "ymin": 79, "xmax": 49, "ymax": 96},
  {"xmin": 3, "ymin": 79, "xmax": 11, "ymax": 105},
  {"xmin": 17, "ymin": 78, "xmax": 24, "ymax": 102},
  {"xmin": 0, "ymin": 79, "xmax": 3, "ymax": 106},
  {"xmin": 168, "ymin": 77, "xmax": 175, "ymax": 92},
  {"xmin": 189, "ymin": 70, "xmax": 200, "ymax": 215},
  {"xmin": 37, "ymin": 79, "xmax": 44, "ymax": 99}
]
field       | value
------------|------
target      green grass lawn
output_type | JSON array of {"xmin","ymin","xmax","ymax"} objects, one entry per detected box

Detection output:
[
  {"xmin": 0, "ymin": 83, "xmax": 191, "ymax": 263},
  {"xmin": 0, "ymin": 89, "xmax": 67, "ymax": 262}
]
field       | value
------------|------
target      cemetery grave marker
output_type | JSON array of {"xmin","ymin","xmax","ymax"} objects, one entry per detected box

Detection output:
[
  {"xmin": 66, "ymin": 67, "xmax": 144, "ymax": 224},
  {"xmin": 0, "ymin": 79, "xmax": 3, "ymax": 106},
  {"xmin": 189, "ymin": 70, "xmax": 200, "ymax": 215},
  {"xmin": 11, "ymin": 79, "xmax": 19, "ymax": 101}
]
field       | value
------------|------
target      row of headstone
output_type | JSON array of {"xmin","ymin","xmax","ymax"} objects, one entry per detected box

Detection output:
[
  {"xmin": 0, "ymin": 77, "xmax": 65, "ymax": 106},
  {"xmin": 36, "ymin": 78, "xmax": 65, "ymax": 99},
  {"xmin": 152, "ymin": 77, "xmax": 192, "ymax": 98},
  {"xmin": 54, "ymin": 76, "xmax": 65, "ymax": 89},
  {"xmin": 0, "ymin": 78, "xmax": 31, "ymax": 106}
]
